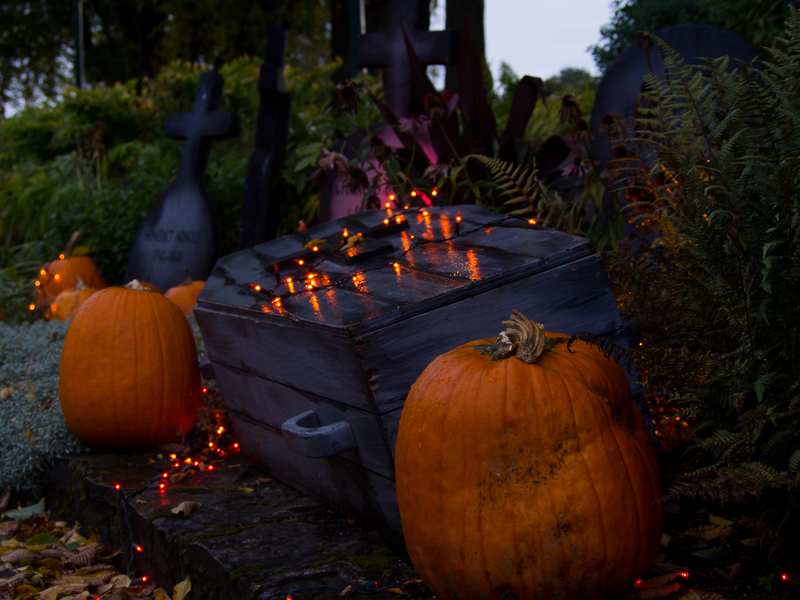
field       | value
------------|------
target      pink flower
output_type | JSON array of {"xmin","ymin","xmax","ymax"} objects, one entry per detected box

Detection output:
[
  {"xmin": 424, "ymin": 160, "xmax": 451, "ymax": 181},
  {"xmin": 562, "ymin": 157, "xmax": 597, "ymax": 178},
  {"xmin": 398, "ymin": 114, "xmax": 431, "ymax": 135}
]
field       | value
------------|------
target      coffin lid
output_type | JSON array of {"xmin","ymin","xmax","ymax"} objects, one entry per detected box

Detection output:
[{"xmin": 197, "ymin": 205, "xmax": 595, "ymax": 336}]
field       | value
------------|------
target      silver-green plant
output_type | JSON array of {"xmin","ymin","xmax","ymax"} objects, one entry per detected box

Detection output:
[{"xmin": 0, "ymin": 320, "xmax": 83, "ymax": 495}]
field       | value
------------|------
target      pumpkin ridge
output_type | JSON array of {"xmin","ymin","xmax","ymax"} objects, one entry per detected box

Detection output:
[
  {"xmin": 585, "ymin": 372, "xmax": 648, "ymax": 585},
  {"xmin": 144, "ymin": 291, "xmax": 166, "ymax": 444},
  {"xmin": 559, "ymin": 365, "xmax": 611, "ymax": 590},
  {"xmin": 621, "ymin": 417, "xmax": 664, "ymax": 572},
  {"xmin": 523, "ymin": 358, "xmax": 552, "ymax": 595}
]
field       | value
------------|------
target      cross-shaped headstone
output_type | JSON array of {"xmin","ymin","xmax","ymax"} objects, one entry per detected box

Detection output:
[
  {"xmin": 238, "ymin": 25, "xmax": 292, "ymax": 250},
  {"xmin": 124, "ymin": 70, "xmax": 241, "ymax": 292},
  {"xmin": 356, "ymin": 0, "xmax": 458, "ymax": 117}
]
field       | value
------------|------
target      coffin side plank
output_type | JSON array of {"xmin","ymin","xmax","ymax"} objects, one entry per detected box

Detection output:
[
  {"xmin": 194, "ymin": 308, "xmax": 374, "ymax": 411},
  {"xmin": 214, "ymin": 363, "xmax": 394, "ymax": 478},
  {"xmin": 229, "ymin": 411, "xmax": 404, "ymax": 547},
  {"xmin": 357, "ymin": 254, "xmax": 624, "ymax": 413}
]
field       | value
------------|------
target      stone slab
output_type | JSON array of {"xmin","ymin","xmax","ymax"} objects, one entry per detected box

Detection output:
[{"xmin": 45, "ymin": 453, "xmax": 433, "ymax": 600}]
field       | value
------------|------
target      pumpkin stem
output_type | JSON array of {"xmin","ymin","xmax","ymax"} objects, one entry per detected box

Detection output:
[
  {"xmin": 479, "ymin": 310, "xmax": 547, "ymax": 364},
  {"xmin": 124, "ymin": 280, "xmax": 149, "ymax": 292},
  {"xmin": 64, "ymin": 231, "xmax": 81, "ymax": 259},
  {"xmin": 181, "ymin": 268, "xmax": 193, "ymax": 286}
]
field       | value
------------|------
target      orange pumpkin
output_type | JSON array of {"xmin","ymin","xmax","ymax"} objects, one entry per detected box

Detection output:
[
  {"xmin": 395, "ymin": 310, "xmax": 664, "ymax": 600},
  {"xmin": 164, "ymin": 270, "xmax": 205, "ymax": 315},
  {"xmin": 58, "ymin": 280, "xmax": 202, "ymax": 449},
  {"xmin": 50, "ymin": 277, "xmax": 99, "ymax": 321},
  {"xmin": 36, "ymin": 232, "xmax": 107, "ymax": 307}
]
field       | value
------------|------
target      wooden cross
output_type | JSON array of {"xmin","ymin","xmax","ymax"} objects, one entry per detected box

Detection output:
[
  {"xmin": 124, "ymin": 70, "xmax": 241, "ymax": 292},
  {"xmin": 238, "ymin": 25, "xmax": 292, "ymax": 250},
  {"xmin": 356, "ymin": 0, "xmax": 458, "ymax": 117},
  {"xmin": 163, "ymin": 71, "xmax": 241, "ymax": 186}
]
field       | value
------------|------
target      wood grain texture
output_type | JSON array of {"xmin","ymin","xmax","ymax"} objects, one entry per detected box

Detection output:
[
  {"xmin": 356, "ymin": 254, "xmax": 625, "ymax": 413},
  {"xmin": 194, "ymin": 309, "xmax": 375, "ymax": 411},
  {"xmin": 213, "ymin": 362, "xmax": 394, "ymax": 478},
  {"xmin": 229, "ymin": 411, "xmax": 404, "ymax": 546}
]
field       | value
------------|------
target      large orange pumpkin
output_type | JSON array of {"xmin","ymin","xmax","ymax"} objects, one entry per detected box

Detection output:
[
  {"xmin": 58, "ymin": 280, "xmax": 202, "ymax": 449},
  {"xmin": 164, "ymin": 270, "xmax": 205, "ymax": 315},
  {"xmin": 395, "ymin": 310, "xmax": 663, "ymax": 600}
]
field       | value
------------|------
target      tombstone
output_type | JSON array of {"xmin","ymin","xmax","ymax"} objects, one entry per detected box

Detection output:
[
  {"xmin": 194, "ymin": 204, "xmax": 651, "ymax": 545},
  {"xmin": 356, "ymin": 0, "xmax": 459, "ymax": 118},
  {"xmin": 238, "ymin": 26, "xmax": 292, "ymax": 250},
  {"xmin": 590, "ymin": 23, "xmax": 760, "ymax": 172},
  {"xmin": 124, "ymin": 71, "xmax": 241, "ymax": 292}
]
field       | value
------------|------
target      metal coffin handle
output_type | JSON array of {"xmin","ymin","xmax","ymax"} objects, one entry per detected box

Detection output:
[{"xmin": 281, "ymin": 410, "xmax": 357, "ymax": 458}]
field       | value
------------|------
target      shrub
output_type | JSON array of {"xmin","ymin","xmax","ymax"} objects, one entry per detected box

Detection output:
[{"xmin": 601, "ymin": 9, "xmax": 800, "ymax": 548}]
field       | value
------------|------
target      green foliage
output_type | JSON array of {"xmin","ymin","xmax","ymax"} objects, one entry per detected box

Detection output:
[
  {"xmin": 493, "ymin": 65, "xmax": 597, "ymax": 144},
  {"xmin": 604, "ymin": 11, "xmax": 800, "ymax": 545},
  {"xmin": 591, "ymin": 0, "xmax": 788, "ymax": 73},
  {"xmin": 0, "ymin": 319, "xmax": 82, "ymax": 495},
  {"xmin": 0, "ymin": 55, "xmax": 343, "ymax": 290}
]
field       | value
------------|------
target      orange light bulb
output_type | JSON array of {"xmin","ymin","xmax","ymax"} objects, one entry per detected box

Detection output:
[
  {"xmin": 53, "ymin": 274, "xmax": 60, "ymax": 280},
  {"xmin": 59, "ymin": 254, "xmax": 65, "ymax": 260},
  {"xmin": 40, "ymin": 269, "xmax": 46, "ymax": 276}
]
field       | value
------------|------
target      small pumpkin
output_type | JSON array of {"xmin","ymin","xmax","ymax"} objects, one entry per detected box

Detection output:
[
  {"xmin": 36, "ymin": 231, "xmax": 107, "ymax": 307},
  {"xmin": 164, "ymin": 269, "xmax": 205, "ymax": 315},
  {"xmin": 50, "ymin": 277, "xmax": 99, "ymax": 321},
  {"xmin": 58, "ymin": 280, "xmax": 202, "ymax": 449},
  {"xmin": 395, "ymin": 310, "xmax": 664, "ymax": 600}
]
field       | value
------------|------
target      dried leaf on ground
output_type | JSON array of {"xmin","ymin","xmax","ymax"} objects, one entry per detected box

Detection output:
[
  {"xmin": 707, "ymin": 514, "xmax": 734, "ymax": 527},
  {"xmin": 66, "ymin": 543, "xmax": 98, "ymax": 566},
  {"xmin": 338, "ymin": 584, "xmax": 354, "ymax": 596},
  {"xmin": 2, "ymin": 547, "xmax": 37, "ymax": 562},
  {"xmin": 680, "ymin": 591, "xmax": 728, "ymax": 600},
  {"xmin": 683, "ymin": 525, "xmax": 732, "ymax": 541},
  {"xmin": 170, "ymin": 502, "xmax": 201, "ymax": 517},
  {"xmin": 173, "ymin": 576, "xmax": 191, "ymax": 600}
]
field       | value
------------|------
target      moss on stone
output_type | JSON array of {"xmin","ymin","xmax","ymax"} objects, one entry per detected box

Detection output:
[
  {"xmin": 346, "ymin": 547, "xmax": 413, "ymax": 578},
  {"xmin": 146, "ymin": 510, "xmax": 177, "ymax": 524},
  {"xmin": 231, "ymin": 563, "xmax": 266, "ymax": 584}
]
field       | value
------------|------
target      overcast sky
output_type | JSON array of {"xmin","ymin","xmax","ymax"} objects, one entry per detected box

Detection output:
[{"xmin": 431, "ymin": 0, "xmax": 616, "ymax": 82}]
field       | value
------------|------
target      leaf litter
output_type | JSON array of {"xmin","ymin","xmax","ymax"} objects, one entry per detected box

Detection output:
[{"xmin": 0, "ymin": 511, "xmax": 188, "ymax": 600}]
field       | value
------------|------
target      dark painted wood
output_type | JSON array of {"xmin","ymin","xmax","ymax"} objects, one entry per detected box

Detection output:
[
  {"xmin": 125, "ymin": 71, "xmax": 241, "ymax": 292},
  {"xmin": 229, "ymin": 411, "xmax": 404, "ymax": 547},
  {"xmin": 212, "ymin": 362, "xmax": 395, "ymax": 478},
  {"xmin": 196, "ymin": 204, "xmax": 647, "ymax": 538},
  {"xmin": 355, "ymin": 0, "xmax": 458, "ymax": 117},
  {"xmin": 356, "ymin": 254, "xmax": 624, "ymax": 413},
  {"xmin": 238, "ymin": 26, "xmax": 292, "ymax": 250},
  {"xmin": 194, "ymin": 309, "xmax": 375, "ymax": 412}
]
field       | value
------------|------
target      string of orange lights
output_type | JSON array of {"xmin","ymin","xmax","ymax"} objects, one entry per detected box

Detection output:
[{"xmin": 241, "ymin": 207, "xmax": 540, "ymax": 308}]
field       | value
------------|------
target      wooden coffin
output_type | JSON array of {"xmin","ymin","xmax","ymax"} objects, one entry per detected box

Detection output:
[{"xmin": 195, "ymin": 205, "xmax": 644, "ymax": 545}]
